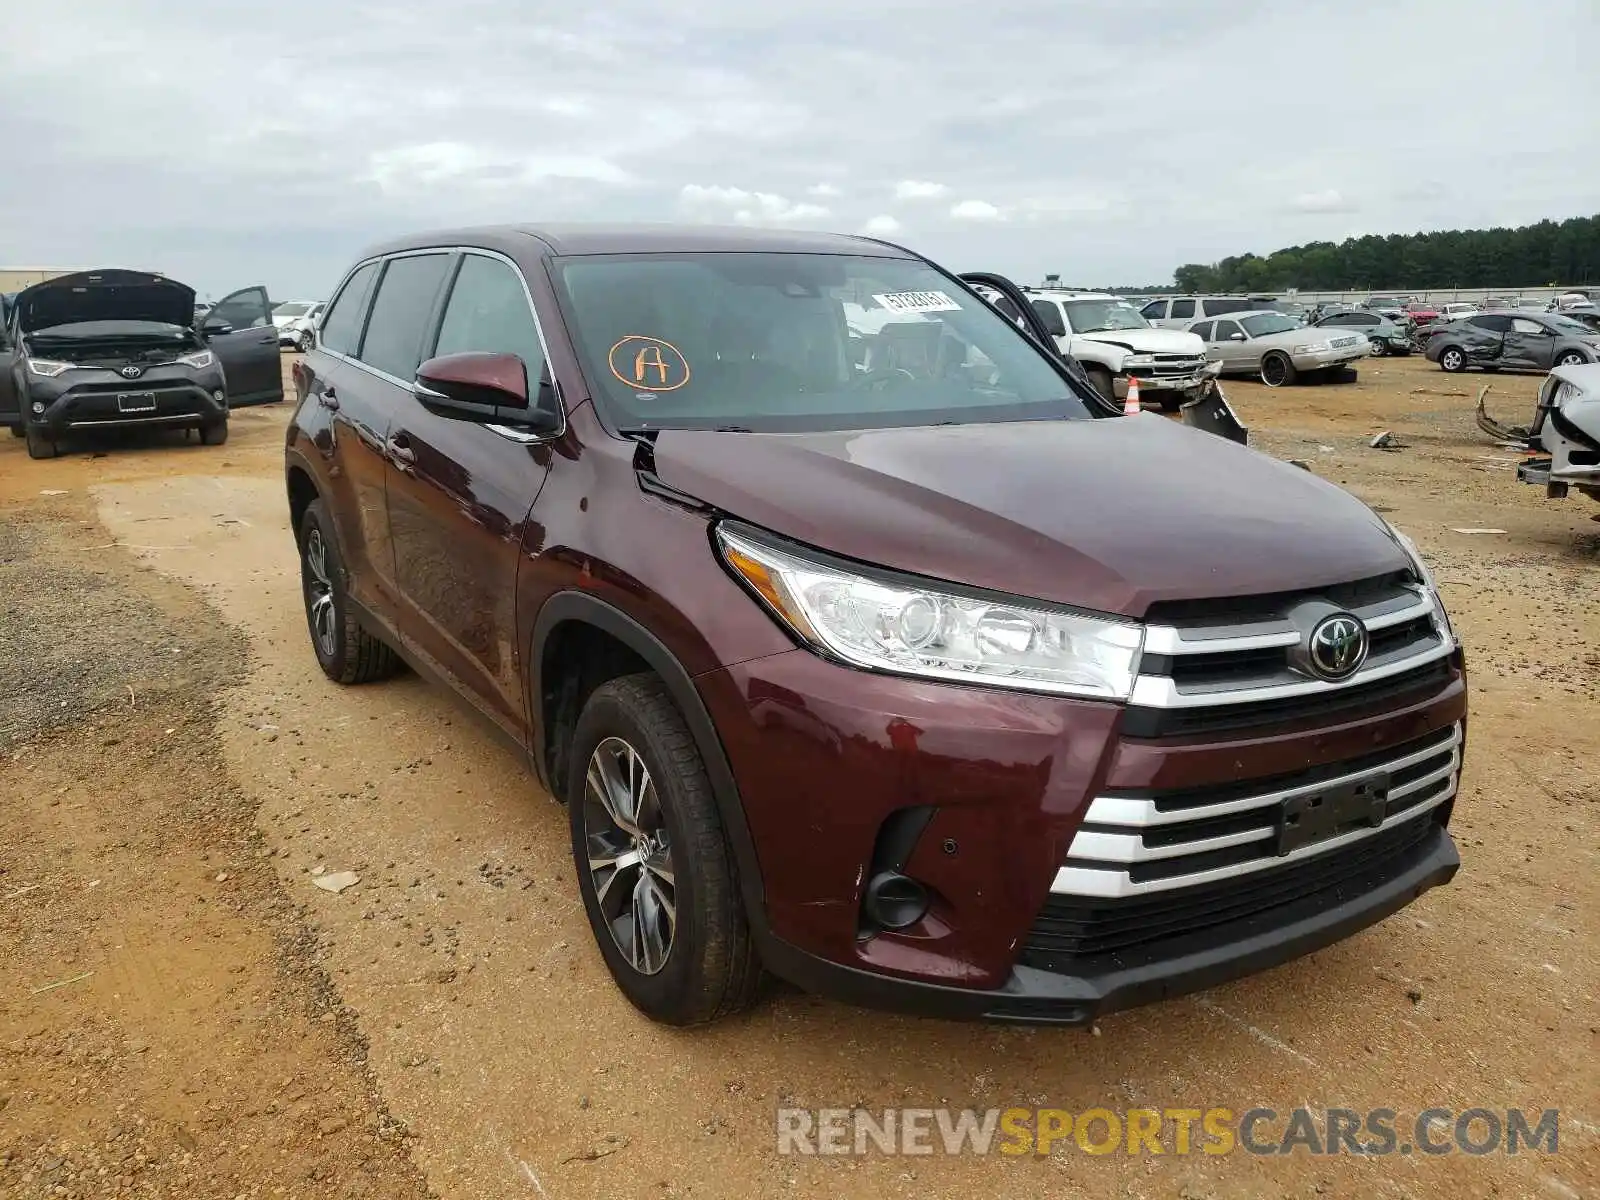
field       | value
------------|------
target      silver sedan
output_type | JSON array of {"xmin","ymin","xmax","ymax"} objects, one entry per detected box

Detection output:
[{"xmin": 1187, "ymin": 310, "xmax": 1371, "ymax": 387}]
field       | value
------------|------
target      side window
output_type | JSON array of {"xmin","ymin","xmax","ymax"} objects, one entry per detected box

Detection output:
[
  {"xmin": 1141, "ymin": 300, "xmax": 1167, "ymax": 320},
  {"xmin": 1510, "ymin": 317, "xmax": 1545, "ymax": 335},
  {"xmin": 431, "ymin": 254, "xmax": 549, "ymax": 404},
  {"xmin": 1169, "ymin": 299, "xmax": 1195, "ymax": 319},
  {"xmin": 1351, "ymin": 313, "xmax": 1378, "ymax": 326},
  {"xmin": 1029, "ymin": 299, "xmax": 1066, "ymax": 337},
  {"xmin": 988, "ymin": 294, "xmax": 1023, "ymax": 323},
  {"xmin": 210, "ymin": 286, "xmax": 272, "ymax": 330},
  {"xmin": 1213, "ymin": 319, "xmax": 1243, "ymax": 341},
  {"xmin": 1206, "ymin": 299, "xmax": 1252, "ymax": 316},
  {"xmin": 1469, "ymin": 314, "xmax": 1511, "ymax": 333},
  {"xmin": 1190, "ymin": 321, "xmax": 1213, "ymax": 341},
  {"xmin": 319, "ymin": 262, "xmax": 379, "ymax": 356},
  {"xmin": 359, "ymin": 253, "xmax": 452, "ymax": 380}
]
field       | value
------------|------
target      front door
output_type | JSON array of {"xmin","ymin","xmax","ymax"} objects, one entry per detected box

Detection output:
[
  {"xmin": 1210, "ymin": 319, "xmax": 1252, "ymax": 370},
  {"xmin": 1503, "ymin": 317, "xmax": 1554, "ymax": 370},
  {"xmin": 385, "ymin": 251, "xmax": 556, "ymax": 736},
  {"xmin": 0, "ymin": 310, "xmax": 19, "ymax": 426},
  {"xmin": 204, "ymin": 286, "xmax": 283, "ymax": 405}
]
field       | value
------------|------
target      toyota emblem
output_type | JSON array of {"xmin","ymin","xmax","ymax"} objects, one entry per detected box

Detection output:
[
  {"xmin": 119, "ymin": 364, "xmax": 143, "ymax": 379},
  {"xmin": 1307, "ymin": 613, "xmax": 1369, "ymax": 681}
]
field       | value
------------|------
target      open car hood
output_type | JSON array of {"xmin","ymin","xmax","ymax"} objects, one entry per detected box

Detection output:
[{"xmin": 17, "ymin": 270, "xmax": 196, "ymax": 333}]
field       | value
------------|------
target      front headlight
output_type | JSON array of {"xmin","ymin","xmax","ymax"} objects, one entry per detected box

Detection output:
[
  {"xmin": 1123, "ymin": 354, "xmax": 1155, "ymax": 367},
  {"xmin": 716, "ymin": 525, "xmax": 1144, "ymax": 699},
  {"xmin": 1388, "ymin": 524, "xmax": 1455, "ymax": 644},
  {"xmin": 176, "ymin": 350, "xmax": 215, "ymax": 369},
  {"xmin": 1300, "ymin": 340, "xmax": 1333, "ymax": 354},
  {"xmin": 27, "ymin": 359, "xmax": 73, "ymax": 377}
]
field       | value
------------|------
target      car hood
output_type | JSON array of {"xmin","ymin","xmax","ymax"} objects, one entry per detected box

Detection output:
[
  {"xmin": 650, "ymin": 417, "xmax": 1408, "ymax": 617},
  {"xmin": 1071, "ymin": 327, "xmax": 1205, "ymax": 354},
  {"xmin": 16, "ymin": 270, "xmax": 195, "ymax": 333}
]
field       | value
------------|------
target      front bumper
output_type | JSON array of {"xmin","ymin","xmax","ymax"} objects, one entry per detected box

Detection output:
[
  {"xmin": 1292, "ymin": 342, "xmax": 1371, "ymax": 369},
  {"xmin": 30, "ymin": 376, "xmax": 227, "ymax": 435},
  {"xmin": 698, "ymin": 645, "xmax": 1467, "ymax": 1023}
]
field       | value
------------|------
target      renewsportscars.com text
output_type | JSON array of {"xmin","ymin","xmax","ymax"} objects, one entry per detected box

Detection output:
[{"xmin": 776, "ymin": 1106, "xmax": 1561, "ymax": 1157}]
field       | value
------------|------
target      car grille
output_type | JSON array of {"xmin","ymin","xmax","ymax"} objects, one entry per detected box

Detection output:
[
  {"xmin": 1122, "ymin": 571, "xmax": 1455, "ymax": 737},
  {"xmin": 1050, "ymin": 723, "xmax": 1460, "ymax": 900},
  {"xmin": 1129, "ymin": 354, "xmax": 1208, "ymax": 380},
  {"xmin": 1022, "ymin": 809, "xmax": 1442, "ymax": 968}
]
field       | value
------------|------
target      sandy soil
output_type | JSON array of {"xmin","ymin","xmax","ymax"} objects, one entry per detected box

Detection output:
[{"xmin": 0, "ymin": 354, "xmax": 1595, "ymax": 1199}]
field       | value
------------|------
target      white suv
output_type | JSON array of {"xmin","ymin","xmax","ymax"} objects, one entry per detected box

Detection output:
[{"xmin": 1024, "ymin": 291, "xmax": 1212, "ymax": 412}]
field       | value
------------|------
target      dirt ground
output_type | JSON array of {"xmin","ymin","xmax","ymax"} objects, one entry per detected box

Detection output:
[{"xmin": 1, "ymin": 353, "xmax": 1595, "ymax": 1200}]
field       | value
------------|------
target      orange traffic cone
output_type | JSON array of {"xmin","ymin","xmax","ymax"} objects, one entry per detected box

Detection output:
[{"xmin": 1123, "ymin": 376, "xmax": 1141, "ymax": 415}]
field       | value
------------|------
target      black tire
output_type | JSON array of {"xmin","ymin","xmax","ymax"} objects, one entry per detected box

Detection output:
[
  {"xmin": 9, "ymin": 424, "xmax": 23, "ymax": 438},
  {"xmin": 199, "ymin": 420, "xmax": 229, "ymax": 446},
  {"xmin": 568, "ymin": 673, "xmax": 762, "ymax": 1026},
  {"xmin": 1084, "ymin": 366, "xmax": 1116, "ymax": 406},
  {"xmin": 25, "ymin": 426, "xmax": 59, "ymax": 459},
  {"xmin": 296, "ymin": 499, "xmax": 400, "ymax": 684},
  {"xmin": 1330, "ymin": 365, "xmax": 1358, "ymax": 383},
  {"xmin": 1556, "ymin": 350, "xmax": 1588, "ymax": 367},
  {"xmin": 1260, "ymin": 352, "xmax": 1297, "ymax": 388}
]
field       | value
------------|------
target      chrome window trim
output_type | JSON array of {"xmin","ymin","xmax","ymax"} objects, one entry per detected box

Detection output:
[{"xmin": 312, "ymin": 245, "xmax": 567, "ymax": 446}]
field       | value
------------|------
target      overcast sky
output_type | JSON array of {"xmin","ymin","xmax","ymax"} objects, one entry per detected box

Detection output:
[{"xmin": 2, "ymin": 0, "xmax": 1596, "ymax": 299}]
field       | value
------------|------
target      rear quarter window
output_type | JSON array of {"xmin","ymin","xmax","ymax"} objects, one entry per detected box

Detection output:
[{"xmin": 319, "ymin": 262, "xmax": 379, "ymax": 356}]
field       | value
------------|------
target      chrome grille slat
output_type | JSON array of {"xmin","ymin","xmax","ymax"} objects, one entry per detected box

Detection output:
[
  {"xmin": 1083, "ymin": 727, "xmax": 1461, "ymax": 828},
  {"xmin": 1052, "ymin": 724, "xmax": 1461, "ymax": 899},
  {"xmin": 1129, "ymin": 637, "xmax": 1453, "ymax": 708}
]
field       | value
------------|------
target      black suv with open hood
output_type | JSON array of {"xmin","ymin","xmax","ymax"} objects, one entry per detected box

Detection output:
[{"xmin": 0, "ymin": 269, "xmax": 284, "ymax": 459}]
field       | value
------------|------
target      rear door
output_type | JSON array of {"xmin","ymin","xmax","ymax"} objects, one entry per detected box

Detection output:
[
  {"xmin": 204, "ymin": 286, "xmax": 284, "ymax": 405},
  {"xmin": 384, "ymin": 250, "xmax": 557, "ymax": 737},
  {"xmin": 298, "ymin": 259, "xmax": 400, "ymax": 612},
  {"xmin": 1160, "ymin": 298, "xmax": 1195, "ymax": 330}
]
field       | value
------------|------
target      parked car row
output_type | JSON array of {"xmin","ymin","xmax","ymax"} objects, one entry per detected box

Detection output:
[{"xmin": 1424, "ymin": 310, "xmax": 1600, "ymax": 374}]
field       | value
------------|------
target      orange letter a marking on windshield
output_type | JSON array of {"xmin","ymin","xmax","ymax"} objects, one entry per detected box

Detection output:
[{"xmin": 634, "ymin": 344, "xmax": 670, "ymax": 385}]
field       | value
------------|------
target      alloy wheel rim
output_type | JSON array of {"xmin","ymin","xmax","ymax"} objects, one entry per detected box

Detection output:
[
  {"xmin": 1444, "ymin": 350, "xmax": 1462, "ymax": 369},
  {"xmin": 304, "ymin": 528, "xmax": 337, "ymax": 657},
  {"xmin": 583, "ymin": 736, "xmax": 676, "ymax": 975}
]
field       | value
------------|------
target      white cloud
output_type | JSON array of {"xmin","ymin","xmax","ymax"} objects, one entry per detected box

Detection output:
[
  {"xmin": 894, "ymin": 180, "xmax": 948, "ymax": 201},
  {"xmin": 368, "ymin": 142, "xmax": 629, "ymax": 193},
  {"xmin": 678, "ymin": 183, "xmax": 829, "ymax": 225},
  {"xmin": 859, "ymin": 214, "xmax": 902, "ymax": 235},
  {"xmin": 807, "ymin": 182, "xmax": 842, "ymax": 197},
  {"xmin": 1292, "ymin": 189, "xmax": 1357, "ymax": 214},
  {"xmin": 950, "ymin": 199, "xmax": 1005, "ymax": 222}
]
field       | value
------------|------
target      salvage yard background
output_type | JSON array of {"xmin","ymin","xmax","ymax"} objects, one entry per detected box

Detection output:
[{"xmin": 1, "ymin": 354, "xmax": 1596, "ymax": 1198}]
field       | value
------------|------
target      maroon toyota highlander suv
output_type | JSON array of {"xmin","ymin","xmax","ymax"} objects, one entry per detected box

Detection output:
[{"xmin": 284, "ymin": 225, "xmax": 1466, "ymax": 1026}]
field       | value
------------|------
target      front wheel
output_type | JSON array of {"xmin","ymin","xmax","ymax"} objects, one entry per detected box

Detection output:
[
  {"xmin": 297, "ymin": 330, "xmax": 314, "ymax": 353},
  {"xmin": 568, "ymin": 674, "xmax": 762, "ymax": 1026},
  {"xmin": 1083, "ymin": 367, "xmax": 1116, "ymax": 406},
  {"xmin": 1438, "ymin": 346, "xmax": 1467, "ymax": 372},
  {"xmin": 1557, "ymin": 350, "xmax": 1589, "ymax": 367},
  {"xmin": 1368, "ymin": 339, "xmax": 1387, "ymax": 357},
  {"xmin": 1261, "ymin": 352, "xmax": 1297, "ymax": 388},
  {"xmin": 25, "ymin": 426, "xmax": 59, "ymax": 459},
  {"xmin": 199, "ymin": 420, "xmax": 229, "ymax": 446}
]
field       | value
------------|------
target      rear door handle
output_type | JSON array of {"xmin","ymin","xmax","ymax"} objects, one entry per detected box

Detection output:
[{"xmin": 386, "ymin": 434, "xmax": 416, "ymax": 467}]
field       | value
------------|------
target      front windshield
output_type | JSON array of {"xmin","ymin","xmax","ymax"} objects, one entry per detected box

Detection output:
[
  {"xmin": 1062, "ymin": 299, "xmax": 1148, "ymax": 333},
  {"xmin": 29, "ymin": 320, "xmax": 188, "ymax": 339},
  {"xmin": 1241, "ymin": 313, "xmax": 1298, "ymax": 337},
  {"xmin": 273, "ymin": 302, "xmax": 312, "ymax": 317},
  {"xmin": 552, "ymin": 253, "xmax": 1091, "ymax": 433},
  {"xmin": 1547, "ymin": 315, "xmax": 1595, "ymax": 336}
]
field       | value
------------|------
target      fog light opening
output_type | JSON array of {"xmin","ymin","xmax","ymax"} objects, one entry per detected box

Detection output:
[
  {"xmin": 31, "ymin": 402, "xmax": 45, "ymax": 414},
  {"xmin": 864, "ymin": 872, "xmax": 929, "ymax": 931}
]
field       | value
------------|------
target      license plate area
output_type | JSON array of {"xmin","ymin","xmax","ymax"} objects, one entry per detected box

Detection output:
[
  {"xmin": 117, "ymin": 392, "xmax": 157, "ymax": 413},
  {"xmin": 1276, "ymin": 774, "xmax": 1389, "ymax": 856}
]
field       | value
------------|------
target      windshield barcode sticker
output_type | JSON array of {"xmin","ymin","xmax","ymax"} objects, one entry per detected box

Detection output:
[{"xmin": 873, "ymin": 290, "xmax": 962, "ymax": 315}]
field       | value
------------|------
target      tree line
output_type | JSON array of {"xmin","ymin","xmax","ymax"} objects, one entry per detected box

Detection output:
[{"xmin": 1163, "ymin": 213, "xmax": 1600, "ymax": 295}]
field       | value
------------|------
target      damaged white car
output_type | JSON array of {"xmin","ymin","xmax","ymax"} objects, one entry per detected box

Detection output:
[{"xmin": 1480, "ymin": 363, "xmax": 1600, "ymax": 505}]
